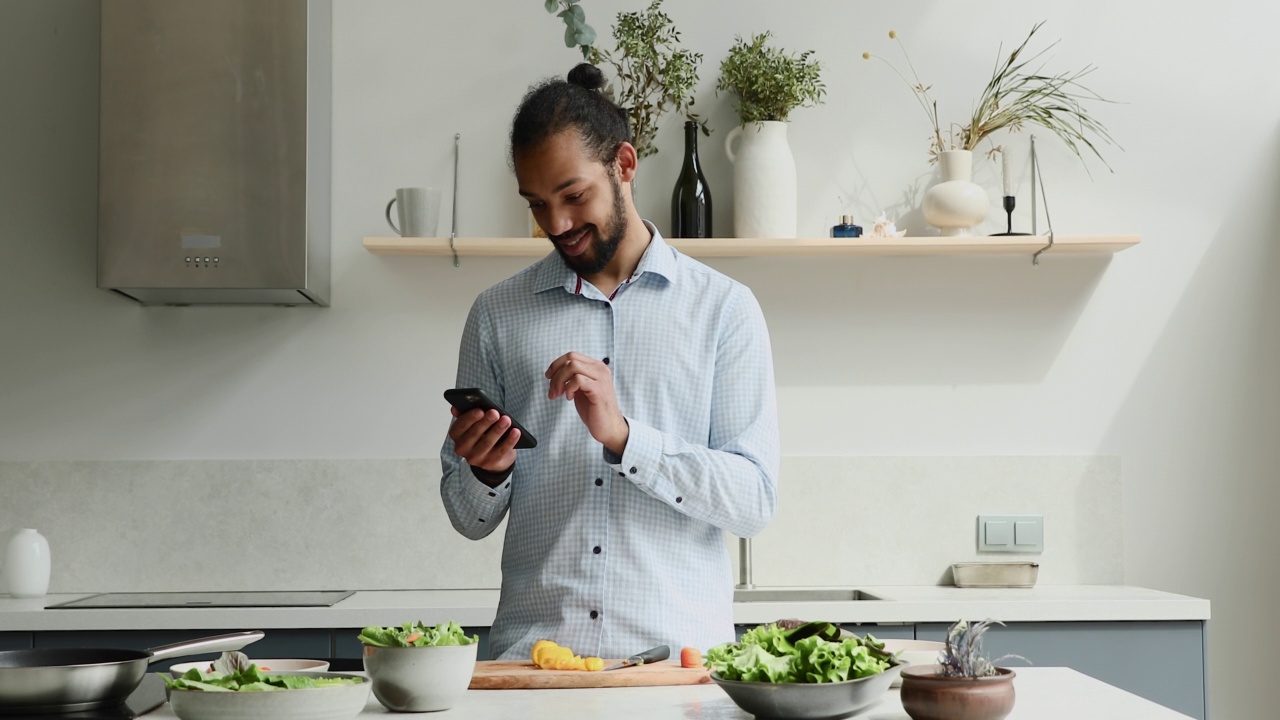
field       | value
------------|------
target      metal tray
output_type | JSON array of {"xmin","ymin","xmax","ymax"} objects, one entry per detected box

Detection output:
[{"xmin": 951, "ymin": 562, "xmax": 1039, "ymax": 588}]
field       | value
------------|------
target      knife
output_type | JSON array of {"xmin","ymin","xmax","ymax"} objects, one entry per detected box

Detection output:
[{"xmin": 602, "ymin": 644, "xmax": 670, "ymax": 671}]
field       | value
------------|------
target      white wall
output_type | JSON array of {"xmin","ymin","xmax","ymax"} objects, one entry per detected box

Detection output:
[{"xmin": 2, "ymin": 1, "xmax": 1277, "ymax": 716}]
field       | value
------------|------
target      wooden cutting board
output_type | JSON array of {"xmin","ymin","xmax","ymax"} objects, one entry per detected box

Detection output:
[{"xmin": 469, "ymin": 659, "xmax": 712, "ymax": 689}]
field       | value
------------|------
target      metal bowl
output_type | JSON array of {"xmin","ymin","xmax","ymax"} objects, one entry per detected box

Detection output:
[{"xmin": 710, "ymin": 664, "xmax": 903, "ymax": 720}]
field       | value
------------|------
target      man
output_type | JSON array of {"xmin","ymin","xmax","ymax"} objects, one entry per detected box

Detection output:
[{"xmin": 440, "ymin": 63, "xmax": 779, "ymax": 662}]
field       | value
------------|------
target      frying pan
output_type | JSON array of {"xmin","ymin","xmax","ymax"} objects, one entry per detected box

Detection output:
[{"xmin": 0, "ymin": 630, "xmax": 263, "ymax": 714}]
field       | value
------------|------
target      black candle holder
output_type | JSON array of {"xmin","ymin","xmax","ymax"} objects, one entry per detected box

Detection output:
[{"xmin": 990, "ymin": 195, "xmax": 1030, "ymax": 236}]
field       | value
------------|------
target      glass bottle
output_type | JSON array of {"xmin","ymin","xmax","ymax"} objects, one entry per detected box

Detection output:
[
  {"xmin": 831, "ymin": 214, "xmax": 863, "ymax": 238},
  {"xmin": 671, "ymin": 120, "xmax": 712, "ymax": 238},
  {"xmin": 4, "ymin": 528, "xmax": 51, "ymax": 598}
]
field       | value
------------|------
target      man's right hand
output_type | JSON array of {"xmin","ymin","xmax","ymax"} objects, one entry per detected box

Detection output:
[{"xmin": 448, "ymin": 407, "xmax": 520, "ymax": 478}]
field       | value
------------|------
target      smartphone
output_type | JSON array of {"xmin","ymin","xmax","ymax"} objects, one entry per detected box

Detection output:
[{"xmin": 443, "ymin": 388, "xmax": 538, "ymax": 449}]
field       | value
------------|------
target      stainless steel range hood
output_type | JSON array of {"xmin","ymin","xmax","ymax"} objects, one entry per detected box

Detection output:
[{"xmin": 97, "ymin": 0, "xmax": 332, "ymax": 306}]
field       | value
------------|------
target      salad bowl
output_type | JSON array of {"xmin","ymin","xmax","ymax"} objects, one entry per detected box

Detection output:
[
  {"xmin": 166, "ymin": 672, "xmax": 370, "ymax": 720},
  {"xmin": 710, "ymin": 664, "xmax": 903, "ymax": 720}
]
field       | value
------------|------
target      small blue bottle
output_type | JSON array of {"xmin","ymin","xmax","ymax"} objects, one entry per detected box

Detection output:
[{"xmin": 831, "ymin": 214, "xmax": 863, "ymax": 238}]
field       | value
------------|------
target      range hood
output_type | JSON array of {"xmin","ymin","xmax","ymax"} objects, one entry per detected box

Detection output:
[{"xmin": 97, "ymin": 0, "xmax": 332, "ymax": 306}]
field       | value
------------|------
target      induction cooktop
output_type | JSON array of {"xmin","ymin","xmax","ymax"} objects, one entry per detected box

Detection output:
[{"xmin": 46, "ymin": 591, "xmax": 354, "ymax": 609}]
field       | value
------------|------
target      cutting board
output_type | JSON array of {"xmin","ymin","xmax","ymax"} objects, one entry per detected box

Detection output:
[{"xmin": 469, "ymin": 659, "xmax": 712, "ymax": 689}]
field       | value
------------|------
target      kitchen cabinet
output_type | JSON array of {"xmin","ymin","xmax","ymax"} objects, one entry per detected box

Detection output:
[
  {"xmin": 917, "ymin": 620, "xmax": 1207, "ymax": 720},
  {"xmin": 0, "ymin": 632, "xmax": 31, "ymax": 650},
  {"xmin": 32, "ymin": 630, "xmax": 332, "ymax": 671},
  {"xmin": 362, "ymin": 235, "xmax": 1140, "ymax": 259}
]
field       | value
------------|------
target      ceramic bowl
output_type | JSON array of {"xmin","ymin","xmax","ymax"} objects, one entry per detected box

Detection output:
[
  {"xmin": 166, "ymin": 672, "xmax": 370, "ymax": 720},
  {"xmin": 877, "ymin": 640, "xmax": 945, "ymax": 687},
  {"xmin": 168, "ymin": 659, "xmax": 329, "ymax": 677},
  {"xmin": 362, "ymin": 643, "xmax": 478, "ymax": 712},
  {"xmin": 710, "ymin": 663, "xmax": 902, "ymax": 720}
]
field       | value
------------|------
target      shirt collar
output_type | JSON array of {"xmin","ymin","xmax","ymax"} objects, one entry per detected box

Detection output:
[{"xmin": 532, "ymin": 220, "xmax": 678, "ymax": 295}]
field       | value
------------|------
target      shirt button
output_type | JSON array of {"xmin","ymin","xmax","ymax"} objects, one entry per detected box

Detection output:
[
  {"xmin": 592, "ymin": 546, "xmax": 601, "ymax": 554},
  {"xmin": 603, "ymin": 357, "xmax": 610, "ymax": 365},
  {"xmin": 618, "ymin": 472, "xmax": 626, "ymax": 478},
  {"xmin": 629, "ymin": 466, "xmax": 637, "ymax": 475},
  {"xmin": 595, "ymin": 478, "xmax": 603, "ymax": 486},
  {"xmin": 590, "ymin": 610, "xmax": 599, "ymax": 620},
  {"xmin": 676, "ymin": 497, "xmax": 683, "ymax": 504}
]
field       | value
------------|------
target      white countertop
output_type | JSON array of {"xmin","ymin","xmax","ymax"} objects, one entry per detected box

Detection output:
[
  {"xmin": 0, "ymin": 586, "xmax": 1210, "ymax": 632},
  {"xmin": 139, "ymin": 668, "xmax": 1193, "ymax": 719}
]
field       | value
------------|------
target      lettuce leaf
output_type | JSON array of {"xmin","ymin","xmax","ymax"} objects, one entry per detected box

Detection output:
[
  {"xmin": 357, "ymin": 621, "xmax": 478, "ymax": 647},
  {"xmin": 706, "ymin": 622, "xmax": 891, "ymax": 684}
]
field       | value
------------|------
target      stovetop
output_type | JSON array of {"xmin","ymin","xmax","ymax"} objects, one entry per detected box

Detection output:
[
  {"xmin": 47, "ymin": 591, "xmax": 354, "ymax": 609},
  {"xmin": 0, "ymin": 674, "xmax": 167, "ymax": 719}
]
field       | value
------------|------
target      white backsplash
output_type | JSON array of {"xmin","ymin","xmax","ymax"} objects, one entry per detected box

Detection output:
[{"xmin": 0, "ymin": 456, "xmax": 1120, "ymax": 594}]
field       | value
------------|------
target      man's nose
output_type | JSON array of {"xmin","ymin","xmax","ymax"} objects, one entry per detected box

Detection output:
[{"xmin": 545, "ymin": 206, "xmax": 575, "ymax": 237}]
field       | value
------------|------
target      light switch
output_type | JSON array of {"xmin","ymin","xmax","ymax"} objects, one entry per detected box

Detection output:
[
  {"xmin": 984, "ymin": 521, "xmax": 1012, "ymax": 546},
  {"xmin": 978, "ymin": 515, "xmax": 1043, "ymax": 553},
  {"xmin": 1015, "ymin": 520, "xmax": 1044, "ymax": 547}
]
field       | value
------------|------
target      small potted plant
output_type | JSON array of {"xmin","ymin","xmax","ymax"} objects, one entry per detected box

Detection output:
[
  {"xmin": 899, "ymin": 619, "xmax": 1027, "ymax": 720},
  {"xmin": 715, "ymin": 32, "xmax": 824, "ymax": 238}
]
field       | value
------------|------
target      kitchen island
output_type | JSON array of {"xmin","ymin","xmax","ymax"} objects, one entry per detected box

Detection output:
[{"xmin": 140, "ymin": 668, "xmax": 1193, "ymax": 719}]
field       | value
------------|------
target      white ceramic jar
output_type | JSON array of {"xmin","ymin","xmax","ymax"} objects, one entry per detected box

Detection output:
[{"xmin": 4, "ymin": 528, "xmax": 51, "ymax": 598}]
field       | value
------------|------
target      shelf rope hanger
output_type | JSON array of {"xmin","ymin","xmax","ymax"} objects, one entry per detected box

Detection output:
[{"xmin": 1030, "ymin": 134, "xmax": 1056, "ymax": 267}]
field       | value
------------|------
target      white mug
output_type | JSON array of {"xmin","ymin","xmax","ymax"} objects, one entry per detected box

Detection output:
[{"xmin": 385, "ymin": 187, "xmax": 441, "ymax": 237}]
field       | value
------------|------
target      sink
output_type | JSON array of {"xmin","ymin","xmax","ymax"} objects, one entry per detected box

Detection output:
[{"xmin": 733, "ymin": 588, "xmax": 881, "ymax": 603}]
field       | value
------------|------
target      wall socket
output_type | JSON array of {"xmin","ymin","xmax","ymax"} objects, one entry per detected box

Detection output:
[{"xmin": 977, "ymin": 515, "xmax": 1044, "ymax": 553}]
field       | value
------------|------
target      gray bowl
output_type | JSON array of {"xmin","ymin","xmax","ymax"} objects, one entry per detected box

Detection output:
[
  {"xmin": 710, "ymin": 664, "xmax": 903, "ymax": 720},
  {"xmin": 167, "ymin": 672, "xmax": 371, "ymax": 720}
]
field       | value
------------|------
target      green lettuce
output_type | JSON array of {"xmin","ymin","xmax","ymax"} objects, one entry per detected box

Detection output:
[
  {"xmin": 357, "ymin": 621, "xmax": 478, "ymax": 648},
  {"xmin": 160, "ymin": 666, "xmax": 363, "ymax": 692},
  {"xmin": 706, "ymin": 622, "xmax": 891, "ymax": 684}
]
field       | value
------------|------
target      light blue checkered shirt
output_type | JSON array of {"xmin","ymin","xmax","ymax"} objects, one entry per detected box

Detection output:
[{"xmin": 440, "ymin": 223, "xmax": 779, "ymax": 661}]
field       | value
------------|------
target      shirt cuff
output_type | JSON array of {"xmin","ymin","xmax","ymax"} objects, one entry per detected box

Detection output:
[
  {"xmin": 463, "ymin": 464, "xmax": 513, "ymax": 505},
  {"xmin": 607, "ymin": 419, "xmax": 664, "ymax": 493}
]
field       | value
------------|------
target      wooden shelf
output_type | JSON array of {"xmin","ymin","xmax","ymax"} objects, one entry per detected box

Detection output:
[{"xmin": 362, "ymin": 234, "xmax": 1140, "ymax": 258}]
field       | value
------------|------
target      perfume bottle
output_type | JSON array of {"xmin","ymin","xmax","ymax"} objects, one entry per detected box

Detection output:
[{"xmin": 831, "ymin": 215, "xmax": 862, "ymax": 238}]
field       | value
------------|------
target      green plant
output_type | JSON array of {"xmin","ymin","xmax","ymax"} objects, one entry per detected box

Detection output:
[
  {"xmin": 586, "ymin": 0, "xmax": 705, "ymax": 159},
  {"xmin": 864, "ymin": 22, "xmax": 1116, "ymax": 167},
  {"xmin": 717, "ymin": 32, "xmax": 825, "ymax": 125},
  {"xmin": 938, "ymin": 619, "xmax": 1028, "ymax": 678},
  {"xmin": 543, "ymin": 0, "xmax": 596, "ymax": 59}
]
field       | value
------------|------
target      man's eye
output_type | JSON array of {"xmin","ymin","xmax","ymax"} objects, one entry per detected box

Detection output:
[
  {"xmin": 567, "ymin": 193, "xmax": 584, "ymax": 203},
  {"xmin": 527, "ymin": 202, "xmax": 545, "ymax": 211}
]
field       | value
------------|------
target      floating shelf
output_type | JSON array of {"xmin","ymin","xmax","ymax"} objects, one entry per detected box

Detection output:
[{"xmin": 362, "ymin": 235, "xmax": 1140, "ymax": 258}]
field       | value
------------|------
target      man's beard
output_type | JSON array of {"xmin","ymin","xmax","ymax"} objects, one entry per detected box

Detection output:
[{"xmin": 551, "ymin": 174, "xmax": 628, "ymax": 276}]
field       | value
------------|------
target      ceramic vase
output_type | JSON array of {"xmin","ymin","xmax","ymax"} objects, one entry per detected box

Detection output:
[
  {"xmin": 922, "ymin": 150, "xmax": 989, "ymax": 236},
  {"xmin": 4, "ymin": 528, "xmax": 51, "ymax": 598},
  {"xmin": 900, "ymin": 665, "xmax": 1016, "ymax": 720},
  {"xmin": 724, "ymin": 121, "xmax": 797, "ymax": 238}
]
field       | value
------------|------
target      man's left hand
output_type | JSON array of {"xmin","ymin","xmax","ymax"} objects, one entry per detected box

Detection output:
[{"xmin": 545, "ymin": 352, "xmax": 629, "ymax": 456}]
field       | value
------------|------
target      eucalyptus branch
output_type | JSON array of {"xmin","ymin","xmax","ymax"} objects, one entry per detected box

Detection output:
[{"xmin": 544, "ymin": 0, "xmax": 596, "ymax": 59}]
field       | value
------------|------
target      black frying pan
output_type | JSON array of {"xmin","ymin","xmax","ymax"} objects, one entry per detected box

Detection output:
[{"xmin": 0, "ymin": 630, "xmax": 262, "ymax": 714}]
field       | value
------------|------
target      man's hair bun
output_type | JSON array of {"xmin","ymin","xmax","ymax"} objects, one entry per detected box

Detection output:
[{"xmin": 567, "ymin": 63, "xmax": 606, "ymax": 92}]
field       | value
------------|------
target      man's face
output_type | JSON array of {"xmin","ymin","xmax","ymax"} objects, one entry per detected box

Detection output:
[{"xmin": 516, "ymin": 130, "xmax": 629, "ymax": 276}]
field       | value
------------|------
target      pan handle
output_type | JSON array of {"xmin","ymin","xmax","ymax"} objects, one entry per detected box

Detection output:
[{"xmin": 145, "ymin": 630, "xmax": 266, "ymax": 664}]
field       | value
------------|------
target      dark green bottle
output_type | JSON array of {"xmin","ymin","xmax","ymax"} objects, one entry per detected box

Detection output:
[{"xmin": 671, "ymin": 120, "xmax": 712, "ymax": 238}]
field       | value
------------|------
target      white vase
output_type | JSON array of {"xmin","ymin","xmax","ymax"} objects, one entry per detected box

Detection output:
[
  {"xmin": 922, "ymin": 150, "xmax": 989, "ymax": 236},
  {"xmin": 4, "ymin": 528, "xmax": 51, "ymax": 598},
  {"xmin": 724, "ymin": 121, "xmax": 797, "ymax": 238}
]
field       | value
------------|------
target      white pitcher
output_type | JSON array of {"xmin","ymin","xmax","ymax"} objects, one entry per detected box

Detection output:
[
  {"xmin": 4, "ymin": 528, "xmax": 51, "ymax": 598},
  {"xmin": 724, "ymin": 121, "xmax": 797, "ymax": 238}
]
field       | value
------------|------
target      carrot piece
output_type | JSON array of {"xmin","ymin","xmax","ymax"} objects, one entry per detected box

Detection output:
[
  {"xmin": 404, "ymin": 632, "xmax": 422, "ymax": 643},
  {"xmin": 680, "ymin": 646, "xmax": 702, "ymax": 668}
]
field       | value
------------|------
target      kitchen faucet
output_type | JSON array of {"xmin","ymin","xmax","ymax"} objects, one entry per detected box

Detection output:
[{"xmin": 736, "ymin": 536, "xmax": 755, "ymax": 590}]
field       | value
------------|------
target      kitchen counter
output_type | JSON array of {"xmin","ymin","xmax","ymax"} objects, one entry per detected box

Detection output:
[
  {"xmin": 0, "ymin": 585, "xmax": 1210, "ymax": 632},
  {"xmin": 139, "ymin": 668, "xmax": 1193, "ymax": 719}
]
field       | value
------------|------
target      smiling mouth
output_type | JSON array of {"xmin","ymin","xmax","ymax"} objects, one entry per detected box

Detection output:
[{"xmin": 555, "ymin": 228, "xmax": 591, "ymax": 255}]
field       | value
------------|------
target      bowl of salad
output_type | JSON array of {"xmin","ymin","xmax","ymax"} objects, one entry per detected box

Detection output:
[
  {"xmin": 162, "ymin": 655, "xmax": 369, "ymax": 720},
  {"xmin": 359, "ymin": 621, "xmax": 480, "ymax": 712},
  {"xmin": 705, "ymin": 622, "xmax": 902, "ymax": 720},
  {"xmin": 169, "ymin": 658, "xmax": 329, "ymax": 677}
]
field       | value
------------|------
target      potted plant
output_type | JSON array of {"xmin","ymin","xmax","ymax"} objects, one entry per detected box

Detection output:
[
  {"xmin": 899, "ymin": 619, "xmax": 1028, "ymax": 720},
  {"xmin": 716, "ymin": 32, "xmax": 824, "ymax": 238},
  {"xmin": 585, "ymin": 0, "xmax": 706, "ymax": 160},
  {"xmin": 864, "ymin": 22, "xmax": 1117, "ymax": 236}
]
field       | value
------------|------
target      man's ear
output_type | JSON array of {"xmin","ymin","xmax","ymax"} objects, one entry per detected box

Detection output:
[{"xmin": 614, "ymin": 142, "xmax": 638, "ymax": 183}]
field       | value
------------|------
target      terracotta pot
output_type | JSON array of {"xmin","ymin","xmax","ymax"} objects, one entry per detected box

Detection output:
[{"xmin": 899, "ymin": 665, "xmax": 1016, "ymax": 720}]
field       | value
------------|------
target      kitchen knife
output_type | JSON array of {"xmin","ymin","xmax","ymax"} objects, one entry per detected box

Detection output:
[{"xmin": 602, "ymin": 644, "xmax": 670, "ymax": 671}]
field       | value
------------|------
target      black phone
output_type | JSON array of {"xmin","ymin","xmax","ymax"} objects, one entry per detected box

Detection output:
[{"xmin": 443, "ymin": 388, "xmax": 538, "ymax": 449}]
